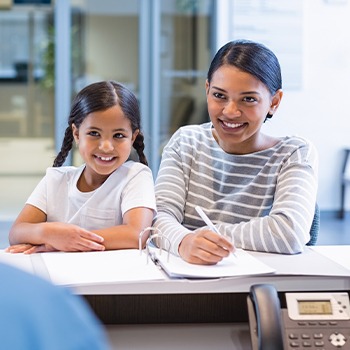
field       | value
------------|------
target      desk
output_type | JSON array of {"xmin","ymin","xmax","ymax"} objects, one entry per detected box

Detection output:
[
  {"xmin": 90, "ymin": 246, "xmax": 350, "ymax": 325},
  {"xmin": 1, "ymin": 246, "xmax": 350, "ymax": 350},
  {"xmin": 106, "ymin": 323, "xmax": 252, "ymax": 350},
  {"xmin": 1, "ymin": 246, "xmax": 350, "ymax": 325},
  {"xmin": 103, "ymin": 245, "xmax": 350, "ymax": 350}
]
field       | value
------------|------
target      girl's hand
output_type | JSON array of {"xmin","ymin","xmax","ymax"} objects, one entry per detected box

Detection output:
[
  {"xmin": 41, "ymin": 222, "xmax": 105, "ymax": 252},
  {"xmin": 8, "ymin": 205, "xmax": 105, "ymax": 252},
  {"xmin": 178, "ymin": 229, "xmax": 234, "ymax": 265},
  {"xmin": 6, "ymin": 243, "xmax": 57, "ymax": 254}
]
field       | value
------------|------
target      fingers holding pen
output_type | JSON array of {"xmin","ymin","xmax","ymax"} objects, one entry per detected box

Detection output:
[
  {"xmin": 179, "ymin": 229, "xmax": 234, "ymax": 265},
  {"xmin": 203, "ymin": 229, "xmax": 234, "ymax": 253}
]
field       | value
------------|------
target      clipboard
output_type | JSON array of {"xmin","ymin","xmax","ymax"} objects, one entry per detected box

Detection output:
[
  {"xmin": 141, "ymin": 228, "xmax": 276, "ymax": 279},
  {"xmin": 1, "ymin": 227, "xmax": 276, "ymax": 288}
]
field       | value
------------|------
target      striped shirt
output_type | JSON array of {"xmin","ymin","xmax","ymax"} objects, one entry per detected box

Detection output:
[{"xmin": 153, "ymin": 122, "xmax": 318, "ymax": 256}]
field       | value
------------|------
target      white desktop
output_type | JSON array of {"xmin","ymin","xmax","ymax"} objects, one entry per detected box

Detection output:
[{"xmin": 1, "ymin": 245, "xmax": 349, "ymax": 350}]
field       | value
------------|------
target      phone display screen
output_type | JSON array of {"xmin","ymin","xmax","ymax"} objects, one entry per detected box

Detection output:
[{"xmin": 297, "ymin": 300, "xmax": 332, "ymax": 315}]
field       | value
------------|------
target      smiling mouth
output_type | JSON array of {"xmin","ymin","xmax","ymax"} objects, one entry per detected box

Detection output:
[
  {"xmin": 221, "ymin": 120, "xmax": 246, "ymax": 129},
  {"xmin": 95, "ymin": 155, "xmax": 115, "ymax": 161}
]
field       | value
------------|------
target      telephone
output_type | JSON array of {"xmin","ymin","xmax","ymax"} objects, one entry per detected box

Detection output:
[{"xmin": 247, "ymin": 284, "xmax": 350, "ymax": 350}]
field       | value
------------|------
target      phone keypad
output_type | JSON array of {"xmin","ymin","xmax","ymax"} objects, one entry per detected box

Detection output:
[
  {"xmin": 283, "ymin": 310, "xmax": 350, "ymax": 349},
  {"xmin": 286, "ymin": 330, "xmax": 350, "ymax": 348}
]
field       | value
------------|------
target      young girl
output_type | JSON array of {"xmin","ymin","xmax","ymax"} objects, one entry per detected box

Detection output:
[
  {"xmin": 153, "ymin": 40, "xmax": 318, "ymax": 265},
  {"xmin": 7, "ymin": 81, "xmax": 156, "ymax": 254}
]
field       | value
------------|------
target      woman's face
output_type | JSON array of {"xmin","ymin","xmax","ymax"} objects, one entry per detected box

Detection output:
[
  {"xmin": 206, "ymin": 65, "xmax": 282, "ymax": 154},
  {"xmin": 72, "ymin": 105, "xmax": 138, "ymax": 188}
]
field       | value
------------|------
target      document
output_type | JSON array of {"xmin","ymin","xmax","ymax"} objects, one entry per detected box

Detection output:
[
  {"xmin": 41, "ymin": 250, "xmax": 166, "ymax": 286},
  {"xmin": 149, "ymin": 247, "xmax": 275, "ymax": 279},
  {"xmin": 40, "ymin": 248, "xmax": 275, "ymax": 285}
]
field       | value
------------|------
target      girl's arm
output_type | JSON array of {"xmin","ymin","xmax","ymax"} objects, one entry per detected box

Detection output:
[
  {"xmin": 8, "ymin": 205, "xmax": 154, "ymax": 253},
  {"xmin": 8, "ymin": 204, "xmax": 105, "ymax": 253},
  {"xmin": 91, "ymin": 206, "xmax": 155, "ymax": 250}
]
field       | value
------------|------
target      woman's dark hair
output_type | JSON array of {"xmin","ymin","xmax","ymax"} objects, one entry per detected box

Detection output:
[
  {"xmin": 53, "ymin": 80, "xmax": 148, "ymax": 167},
  {"xmin": 207, "ymin": 40, "xmax": 282, "ymax": 120}
]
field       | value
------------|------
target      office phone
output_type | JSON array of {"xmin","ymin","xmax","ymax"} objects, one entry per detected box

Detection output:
[{"xmin": 247, "ymin": 284, "xmax": 350, "ymax": 349}]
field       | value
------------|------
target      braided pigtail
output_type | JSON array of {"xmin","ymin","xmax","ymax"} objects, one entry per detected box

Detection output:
[
  {"xmin": 52, "ymin": 126, "xmax": 74, "ymax": 167},
  {"xmin": 133, "ymin": 132, "xmax": 148, "ymax": 166}
]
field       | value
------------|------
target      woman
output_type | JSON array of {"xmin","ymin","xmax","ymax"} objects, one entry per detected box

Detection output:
[{"xmin": 153, "ymin": 39, "xmax": 318, "ymax": 265}]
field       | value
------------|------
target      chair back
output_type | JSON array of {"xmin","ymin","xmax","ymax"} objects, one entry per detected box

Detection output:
[{"xmin": 306, "ymin": 203, "xmax": 320, "ymax": 246}]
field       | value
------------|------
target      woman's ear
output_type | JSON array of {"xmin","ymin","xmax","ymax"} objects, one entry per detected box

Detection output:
[
  {"xmin": 72, "ymin": 124, "xmax": 79, "ymax": 144},
  {"xmin": 269, "ymin": 89, "xmax": 283, "ymax": 115},
  {"xmin": 205, "ymin": 80, "xmax": 210, "ymax": 96}
]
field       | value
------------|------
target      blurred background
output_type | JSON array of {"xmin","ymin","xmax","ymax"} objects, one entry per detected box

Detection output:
[{"xmin": 0, "ymin": 0, "xmax": 349, "ymax": 226}]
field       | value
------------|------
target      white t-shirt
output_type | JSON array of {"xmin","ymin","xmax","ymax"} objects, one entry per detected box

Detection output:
[{"xmin": 27, "ymin": 161, "xmax": 157, "ymax": 231}]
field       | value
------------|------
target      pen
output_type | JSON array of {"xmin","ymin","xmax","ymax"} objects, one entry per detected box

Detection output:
[{"xmin": 195, "ymin": 206, "xmax": 237, "ymax": 258}]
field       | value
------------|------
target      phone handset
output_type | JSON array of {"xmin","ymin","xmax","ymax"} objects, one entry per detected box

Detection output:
[{"xmin": 247, "ymin": 284, "xmax": 284, "ymax": 350}]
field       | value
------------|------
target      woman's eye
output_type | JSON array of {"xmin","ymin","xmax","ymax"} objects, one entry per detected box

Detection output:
[
  {"xmin": 213, "ymin": 92, "xmax": 225, "ymax": 99},
  {"xmin": 114, "ymin": 133, "xmax": 125, "ymax": 139}
]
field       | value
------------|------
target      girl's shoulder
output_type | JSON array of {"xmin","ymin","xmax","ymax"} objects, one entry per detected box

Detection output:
[
  {"xmin": 45, "ymin": 165, "xmax": 83, "ymax": 181},
  {"xmin": 112, "ymin": 161, "xmax": 153, "ymax": 179},
  {"xmin": 121, "ymin": 160, "xmax": 150, "ymax": 171}
]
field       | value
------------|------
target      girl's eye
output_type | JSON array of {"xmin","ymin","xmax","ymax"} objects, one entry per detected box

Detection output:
[
  {"xmin": 88, "ymin": 131, "xmax": 99, "ymax": 137},
  {"xmin": 243, "ymin": 96, "xmax": 257, "ymax": 103},
  {"xmin": 114, "ymin": 133, "xmax": 125, "ymax": 139},
  {"xmin": 213, "ymin": 92, "xmax": 225, "ymax": 99}
]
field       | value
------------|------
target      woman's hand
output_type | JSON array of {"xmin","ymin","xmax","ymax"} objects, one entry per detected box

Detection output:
[{"xmin": 178, "ymin": 229, "xmax": 234, "ymax": 265}]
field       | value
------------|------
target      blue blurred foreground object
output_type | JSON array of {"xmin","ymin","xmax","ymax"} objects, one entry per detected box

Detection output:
[{"xmin": 0, "ymin": 262, "xmax": 110, "ymax": 350}]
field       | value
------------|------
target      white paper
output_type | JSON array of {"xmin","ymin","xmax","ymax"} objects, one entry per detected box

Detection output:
[
  {"xmin": 151, "ymin": 248, "xmax": 275, "ymax": 279},
  {"xmin": 41, "ymin": 249, "xmax": 166, "ymax": 286}
]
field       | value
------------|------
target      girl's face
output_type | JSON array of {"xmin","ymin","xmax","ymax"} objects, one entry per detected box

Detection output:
[
  {"xmin": 206, "ymin": 65, "xmax": 282, "ymax": 154},
  {"xmin": 72, "ymin": 105, "xmax": 138, "ymax": 189}
]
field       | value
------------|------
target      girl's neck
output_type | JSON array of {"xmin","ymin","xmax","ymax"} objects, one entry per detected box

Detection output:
[{"xmin": 77, "ymin": 168, "xmax": 109, "ymax": 192}]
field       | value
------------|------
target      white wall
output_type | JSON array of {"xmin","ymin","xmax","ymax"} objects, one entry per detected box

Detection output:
[
  {"xmin": 267, "ymin": 0, "xmax": 350, "ymax": 211},
  {"xmin": 218, "ymin": 0, "xmax": 350, "ymax": 212}
]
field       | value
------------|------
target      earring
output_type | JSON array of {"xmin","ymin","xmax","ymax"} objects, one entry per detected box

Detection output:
[{"xmin": 264, "ymin": 113, "xmax": 273, "ymax": 123}]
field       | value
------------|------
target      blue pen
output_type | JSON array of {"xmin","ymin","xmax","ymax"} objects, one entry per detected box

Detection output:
[{"xmin": 195, "ymin": 206, "xmax": 237, "ymax": 258}]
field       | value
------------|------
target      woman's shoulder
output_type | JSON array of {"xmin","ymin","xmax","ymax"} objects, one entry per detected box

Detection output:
[
  {"xmin": 275, "ymin": 136, "xmax": 318, "ymax": 163},
  {"xmin": 176, "ymin": 122, "xmax": 212, "ymax": 135},
  {"xmin": 278, "ymin": 135, "xmax": 317, "ymax": 153},
  {"xmin": 169, "ymin": 122, "xmax": 213, "ymax": 146},
  {"xmin": 281, "ymin": 135, "xmax": 313, "ymax": 146}
]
